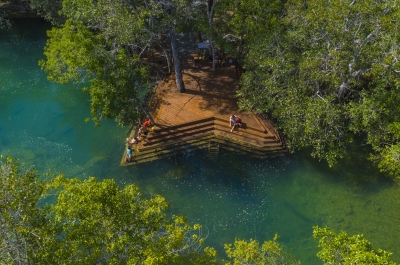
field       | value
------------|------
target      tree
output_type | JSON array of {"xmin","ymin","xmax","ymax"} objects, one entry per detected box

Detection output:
[
  {"xmin": 223, "ymin": 235, "xmax": 300, "ymax": 265},
  {"xmin": 237, "ymin": 0, "xmax": 400, "ymax": 174},
  {"xmin": 40, "ymin": 0, "xmax": 200, "ymax": 126},
  {"xmin": 40, "ymin": 176, "xmax": 214, "ymax": 264},
  {"xmin": 313, "ymin": 226, "xmax": 397, "ymax": 265},
  {"xmin": 0, "ymin": 156, "xmax": 48, "ymax": 265},
  {"xmin": 218, "ymin": 0, "xmax": 282, "ymax": 60},
  {"xmin": 0, "ymin": 156, "xmax": 216, "ymax": 264},
  {"xmin": 29, "ymin": 0, "xmax": 63, "ymax": 25}
]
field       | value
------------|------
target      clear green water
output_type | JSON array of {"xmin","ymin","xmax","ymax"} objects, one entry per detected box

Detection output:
[{"xmin": 1, "ymin": 19, "xmax": 400, "ymax": 264}]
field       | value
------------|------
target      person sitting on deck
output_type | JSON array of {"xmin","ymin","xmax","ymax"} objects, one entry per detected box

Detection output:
[
  {"xmin": 126, "ymin": 146, "xmax": 132, "ymax": 162},
  {"xmin": 138, "ymin": 125, "xmax": 149, "ymax": 142},
  {"xmin": 126, "ymin": 137, "xmax": 139, "ymax": 145},
  {"xmin": 235, "ymin": 117, "xmax": 243, "ymax": 128},
  {"xmin": 230, "ymin": 114, "xmax": 236, "ymax": 132},
  {"xmin": 143, "ymin": 119, "xmax": 151, "ymax": 127}
]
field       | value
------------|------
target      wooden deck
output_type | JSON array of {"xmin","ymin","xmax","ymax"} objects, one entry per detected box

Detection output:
[{"xmin": 121, "ymin": 59, "xmax": 286, "ymax": 165}]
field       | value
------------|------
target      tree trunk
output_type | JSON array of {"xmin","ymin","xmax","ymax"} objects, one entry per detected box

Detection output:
[
  {"xmin": 140, "ymin": 104, "xmax": 155, "ymax": 125},
  {"xmin": 210, "ymin": 39, "xmax": 216, "ymax": 71},
  {"xmin": 170, "ymin": 29, "xmax": 185, "ymax": 93},
  {"xmin": 207, "ymin": 0, "xmax": 216, "ymax": 71},
  {"xmin": 197, "ymin": 31, "xmax": 203, "ymax": 42},
  {"xmin": 162, "ymin": 47, "xmax": 172, "ymax": 74}
]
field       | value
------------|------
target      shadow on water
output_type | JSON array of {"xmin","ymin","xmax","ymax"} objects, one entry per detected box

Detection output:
[{"xmin": 301, "ymin": 136, "xmax": 396, "ymax": 193}]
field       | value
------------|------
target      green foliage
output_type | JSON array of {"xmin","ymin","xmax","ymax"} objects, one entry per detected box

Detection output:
[
  {"xmin": 39, "ymin": 0, "xmax": 208, "ymax": 125},
  {"xmin": 223, "ymin": 235, "xmax": 300, "ymax": 265},
  {"xmin": 40, "ymin": 0, "xmax": 157, "ymax": 126},
  {"xmin": 39, "ymin": 176, "xmax": 213, "ymax": 264},
  {"xmin": 238, "ymin": 0, "xmax": 400, "ymax": 175},
  {"xmin": 29, "ymin": 0, "xmax": 64, "ymax": 25},
  {"xmin": 4, "ymin": 156, "xmax": 400, "ymax": 264},
  {"xmin": 0, "ymin": 156, "xmax": 215, "ymax": 264},
  {"xmin": 349, "ymin": 89, "xmax": 400, "ymax": 176},
  {"xmin": 313, "ymin": 226, "xmax": 397, "ymax": 265},
  {"xmin": 0, "ymin": 156, "xmax": 48, "ymax": 264}
]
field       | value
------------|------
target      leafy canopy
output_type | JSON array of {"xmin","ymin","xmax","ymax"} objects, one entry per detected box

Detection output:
[
  {"xmin": 39, "ymin": 0, "xmax": 157, "ymax": 126},
  {"xmin": 0, "ymin": 156, "xmax": 214, "ymax": 264},
  {"xmin": 223, "ymin": 234, "xmax": 300, "ymax": 265},
  {"xmin": 313, "ymin": 226, "xmax": 398, "ymax": 265},
  {"xmin": 238, "ymin": 0, "xmax": 400, "ymax": 176}
]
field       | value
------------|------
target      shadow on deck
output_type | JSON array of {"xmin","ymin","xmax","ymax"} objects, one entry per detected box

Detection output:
[{"xmin": 121, "ymin": 58, "xmax": 287, "ymax": 166}]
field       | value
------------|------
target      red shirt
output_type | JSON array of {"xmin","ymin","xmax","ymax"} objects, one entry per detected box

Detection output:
[{"xmin": 143, "ymin": 120, "xmax": 151, "ymax": 127}]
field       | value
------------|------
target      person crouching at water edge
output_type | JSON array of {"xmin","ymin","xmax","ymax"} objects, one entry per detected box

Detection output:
[
  {"xmin": 126, "ymin": 137, "xmax": 139, "ymax": 145},
  {"xmin": 138, "ymin": 125, "xmax": 149, "ymax": 142},
  {"xmin": 143, "ymin": 118, "xmax": 151, "ymax": 127},
  {"xmin": 126, "ymin": 146, "xmax": 132, "ymax": 162}
]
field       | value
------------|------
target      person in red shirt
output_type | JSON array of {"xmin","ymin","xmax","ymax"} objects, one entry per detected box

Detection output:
[
  {"xmin": 235, "ymin": 117, "xmax": 243, "ymax": 128},
  {"xmin": 143, "ymin": 119, "xmax": 151, "ymax": 127}
]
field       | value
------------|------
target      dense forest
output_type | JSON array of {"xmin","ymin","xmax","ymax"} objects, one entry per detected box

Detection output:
[
  {"xmin": 1, "ymin": 0, "xmax": 400, "ymax": 263},
  {"xmin": 1, "ymin": 0, "xmax": 400, "ymax": 178}
]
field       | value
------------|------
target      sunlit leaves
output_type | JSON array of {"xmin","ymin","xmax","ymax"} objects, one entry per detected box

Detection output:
[
  {"xmin": 313, "ymin": 226, "xmax": 397, "ymax": 265},
  {"xmin": 0, "ymin": 156, "xmax": 215, "ymax": 264},
  {"xmin": 223, "ymin": 235, "xmax": 300, "ymax": 265},
  {"xmin": 40, "ymin": 0, "xmax": 153, "ymax": 126},
  {"xmin": 0, "ymin": 156, "xmax": 49, "ymax": 265}
]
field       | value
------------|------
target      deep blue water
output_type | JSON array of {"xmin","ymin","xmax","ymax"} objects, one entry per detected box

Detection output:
[{"xmin": 1, "ymin": 19, "xmax": 399, "ymax": 264}]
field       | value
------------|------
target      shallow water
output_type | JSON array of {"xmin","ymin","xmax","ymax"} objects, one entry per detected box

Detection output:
[{"xmin": 1, "ymin": 19, "xmax": 400, "ymax": 264}]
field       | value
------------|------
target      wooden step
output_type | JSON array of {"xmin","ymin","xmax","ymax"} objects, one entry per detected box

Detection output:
[
  {"xmin": 153, "ymin": 116, "xmax": 274, "ymax": 138},
  {"xmin": 146, "ymin": 127, "xmax": 278, "ymax": 149},
  {"xmin": 138, "ymin": 132, "xmax": 214, "ymax": 152},
  {"xmin": 122, "ymin": 133, "xmax": 287, "ymax": 166},
  {"xmin": 215, "ymin": 137, "xmax": 285, "ymax": 155},
  {"xmin": 141, "ymin": 128, "xmax": 283, "ymax": 154},
  {"xmin": 215, "ymin": 131, "xmax": 281, "ymax": 147},
  {"xmin": 148, "ymin": 122, "xmax": 215, "ymax": 141},
  {"xmin": 153, "ymin": 117, "xmax": 214, "ymax": 133},
  {"xmin": 140, "ymin": 132, "xmax": 284, "ymax": 157},
  {"xmin": 213, "ymin": 116, "xmax": 268, "ymax": 134},
  {"xmin": 122, "ymin": 114, "xmax": 288, "ymax": 166},
  {"xmin": 213, "ymin": 120, "xmax": 275, "ymax": 139},
  {"xmin": 213, "ymin": 126, "xmax": 279, "ymax": 144},
  {"xmin": 142, "ymin": 127, "xmax": 215, "ymax": 148},
  {"xmin": 147, "ymin": 120, "xmax": 277, "ymax": 146},
  {"xmin": 128, "ymin": 136, "xmax": 213, "ymax": 164}
]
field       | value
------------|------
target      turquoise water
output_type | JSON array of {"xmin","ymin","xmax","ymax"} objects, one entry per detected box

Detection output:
[{"xmin": 1, "ymin": 19, "xmax": 400, "ymax": 264}]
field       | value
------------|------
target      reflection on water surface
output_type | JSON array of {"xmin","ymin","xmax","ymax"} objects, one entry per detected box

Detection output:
[{"xmin": 1, "ymin": 19, "xmax": 399, "ymax": 264}]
